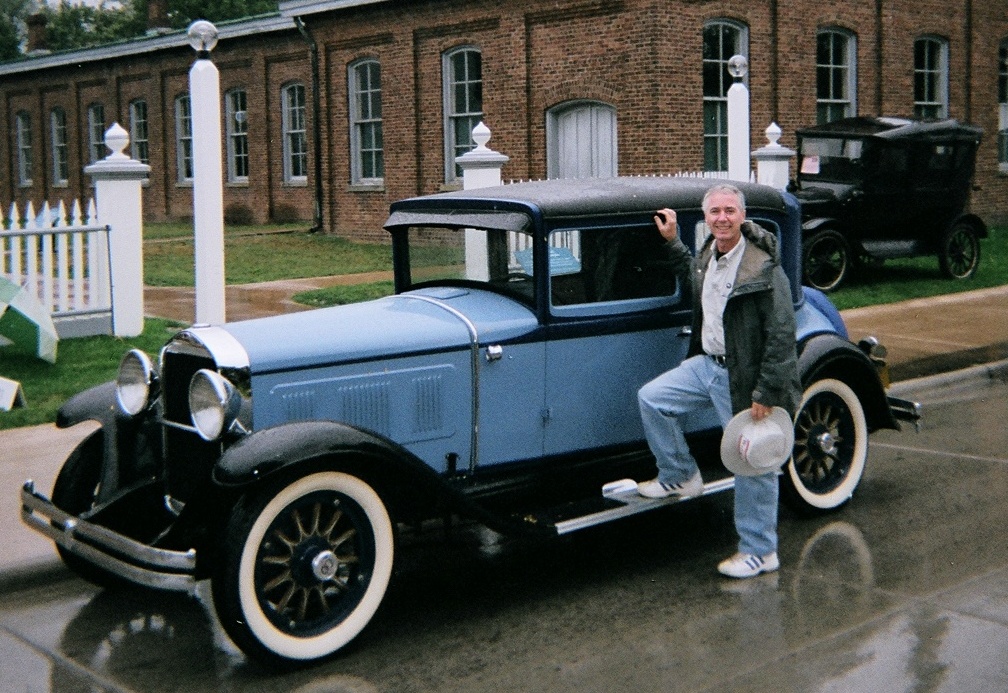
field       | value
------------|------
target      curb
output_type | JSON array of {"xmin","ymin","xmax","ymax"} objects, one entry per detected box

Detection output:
[{"xmin": 888, "ymin": 358, "xmax": 1008, "ymax": 397}]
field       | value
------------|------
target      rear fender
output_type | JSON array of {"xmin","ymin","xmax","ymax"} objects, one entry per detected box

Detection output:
[{"xmin": 798, "ymin": 333, "xmax": 898, "ymax": 432}]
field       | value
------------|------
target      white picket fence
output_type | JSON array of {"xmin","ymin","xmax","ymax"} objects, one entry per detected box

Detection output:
[{"xmin": 1, "ymin": 198, "xmax": 112, "ymax": 338}]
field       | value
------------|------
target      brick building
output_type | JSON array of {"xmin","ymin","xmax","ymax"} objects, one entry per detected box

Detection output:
[{"xmin": 3, "ymin": 0, "xmax": 1008, "ymax": 242}]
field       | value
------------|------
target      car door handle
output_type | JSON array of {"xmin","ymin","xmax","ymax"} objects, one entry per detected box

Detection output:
[
  {"xmin": 679, "ymin": 326, "xmax": 692, "ymax": 337},
  {"xmin": 485, "ymin": 344, "xmax": 503, "ymax": 362}
]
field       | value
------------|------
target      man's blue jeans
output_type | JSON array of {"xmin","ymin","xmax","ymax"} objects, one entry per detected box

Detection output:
[{"xmin": 638, "ymin": 354, "xmax": 779, "ymax": 557}]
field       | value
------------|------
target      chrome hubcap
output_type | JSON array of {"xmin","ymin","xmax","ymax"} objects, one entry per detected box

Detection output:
[
  {"xmin": 311, "ymin": 549, "xmax": 339, "ymax": 581},
  {"xmin": 816, "ymin": 431, "xmax": 837, "ymax": 457}
]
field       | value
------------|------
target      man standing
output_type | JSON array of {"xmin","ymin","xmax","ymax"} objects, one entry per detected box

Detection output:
[{"xmin": 637, "ymin": 183, "xmax": 801, "ymax": 579}]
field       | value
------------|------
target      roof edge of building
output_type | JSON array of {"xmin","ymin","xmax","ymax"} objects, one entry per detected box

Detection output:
[{"xmin": 0, "ymin": 14, "xmax": 298, "ymax": 77}]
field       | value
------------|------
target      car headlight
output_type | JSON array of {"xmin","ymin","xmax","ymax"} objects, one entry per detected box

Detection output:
[
  {"xmin": 116, "ymin": 349, "xmax": 158, "ymax": 416},
  {"xmin": 189, "ymin": 369, "xmax": 243, "ymax": 441}
]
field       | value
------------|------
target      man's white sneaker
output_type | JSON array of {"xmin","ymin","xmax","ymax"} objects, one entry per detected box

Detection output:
[
  {"xmin": 637, "ymin": 472, "xmax": 703, "ymax": 499},
  {"xmin": 717, "ymin": 552, "xmax": 780, "ymax": 579}
]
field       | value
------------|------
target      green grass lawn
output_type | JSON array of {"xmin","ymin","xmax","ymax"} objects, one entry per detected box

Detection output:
[
  {"xmin": 143, "ymin": 224, "xmax": 394, "ymax": 286},
  {"xmin": 0, "ymin": 319, "xmax": 183, "ymax": 429},
  {"xmin": 827, "ymin": 233, "xmax": 1007, "ymax": 310},
  {"xmin": 1, "ymin": 225, "xmax": 1005, "ymax": 430}
]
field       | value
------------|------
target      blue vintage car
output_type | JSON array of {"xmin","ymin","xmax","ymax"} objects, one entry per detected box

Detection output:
[{"xmin": 21, "ymin": 176, "xmax": 918, "ymax": 666}]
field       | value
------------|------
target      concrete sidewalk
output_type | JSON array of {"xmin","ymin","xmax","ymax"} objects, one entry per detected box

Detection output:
[{"xmin": 3, "ymin": 283, "xmax": 1008, "ymax": 591}]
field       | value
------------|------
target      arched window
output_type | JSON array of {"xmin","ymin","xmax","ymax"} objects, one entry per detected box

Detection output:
[
  {"xmin": 998, "ymin": 38, "xmax": 1008, "ymax": 171},
  {"xmin": 817, "ymin": 28, "xmax": 857, "ymax": 124},
  {"xmin": 348, "ymin": 58, "xmax": 384, "ymax": 184},
  {"xmin": 174, "ymin": 93, "xmax": 193, "ymax": 183},
  {"xmin": 225, "ymin": 88, "xmax": 249, "ymax": 183},
  {"xmin": 87, "ymin": 103, "xmax": 105, "ymax": 163},
  {"xmin": 129, "ymin": 99, "xmax": 149, "ymax": 164},
  {"xmin": 443, "ymin": 46, "xmax": 482, "ymax": 183},
  {"xmin": 50, "ymin": 107, "xmax": 69, "ymax": 186},
  {"xmin": 914, "ymin": 36, "xmax": 949, "ymax": 119},
  {"xmin": 703, "ymin": 19, "xmax": 748, "ymax": 171},
  {"xmin": 282, "ymin": 82, "xmax": 308, "ymax": 184},
  {"xmin": 15, "ymin": 111, "xmax": 32, "ymax": 187}
]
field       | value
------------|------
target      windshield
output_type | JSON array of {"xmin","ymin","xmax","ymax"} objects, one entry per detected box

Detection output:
[
  {"xmin": 799, "ymin": 136, "xmax": 865, "ymax": 183},
  {"xmin": 401, "ymin": 226, "xmax": 538, "ymax": 304}
]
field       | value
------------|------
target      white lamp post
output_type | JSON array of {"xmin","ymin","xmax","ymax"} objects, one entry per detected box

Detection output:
[
  {"xmin": 726, "ymin": 54, "xmax": 750, "ymax": 182},
  {"xmin": 188, "ymin": 20, "xmax": 225, "ymax": 325}
]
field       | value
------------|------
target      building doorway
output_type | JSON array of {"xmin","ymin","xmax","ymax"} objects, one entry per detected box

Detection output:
[{"xmin": 546, "ymin": 101, "xmax": 617, "ymax": 179}]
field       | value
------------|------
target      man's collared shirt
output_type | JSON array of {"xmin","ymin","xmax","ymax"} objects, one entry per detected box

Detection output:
[{"xmin": 701, "ymin": 235, "xmax": 746, "ymax": 357}]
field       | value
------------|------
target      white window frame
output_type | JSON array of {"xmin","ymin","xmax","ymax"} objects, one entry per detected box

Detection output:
[
  {"xmin": 914, "ymin": 36, "xmax": 949, "ymax": 119},
  {"xmin": 816, "ymin": 28, "xmax": 857, "ymax": 124},
  {"xmin": 225, "ymin": 88, "xmax": 249, "ymax": 183},
  {"xmin": 50, "ymin": 107, "xmax": 69, "ymax": 186},
  {"xmin": 998, "ymin": 39, "xmax": 1008, "ymax": 172},
  {"xmin": 702, "ymin": 19, "xmax": 748, "ymax": 172},
  {"xmin": 87, "ymin": 103, "xmax": 105, "ymax": 163},
  {"xmin": 281, "ymin": 82, "xmax": 308, "ymax": 184},
  {"xmin": 349, "ymin": 58, "xmax": 384, "ymax": 185},
  {"xmin": 442, "ymin": 46, "xmax": 483, "ymax": 184},
  {"xmin": 15, "ymin": 111, "xmax": 32, "ymax": 187},
  {"xmin": 175, "ymin": 93, "xmax": 193, "ymax": 183},
  {"xmin": 129, "ymin": 99, "xmax": 150, "ymax": 164}
]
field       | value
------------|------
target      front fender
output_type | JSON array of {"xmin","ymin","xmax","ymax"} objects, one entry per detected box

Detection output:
[
  {"xmin": 949, "ymin": 213, "xmax": 988, "ymax": 239},
  {"xmin": 213, "ymin": 421, "xmax": 550, "ymax": 537},
  {"xmin": 801, "ymin": 216, "xmax": 839, "ymax": 234},
  {"xmin": 54, "ymin": 380, "xmax": 163, "ymax": 501},
  {"xmin": 798, "ymin": 333, "xmax": 898, "ymax": 432},
  {"xmin": 56, "ymin": 381, "xmax": 118, "ymax": 429},
  {"xmin": 213, "ymin": 420, "xmax": 424, "ymax": 487}
]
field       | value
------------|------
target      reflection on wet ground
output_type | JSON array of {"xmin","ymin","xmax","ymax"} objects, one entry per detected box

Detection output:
[{"xmin": 1, "ymin": 378, "xmax": 1006, "ymax": 692}]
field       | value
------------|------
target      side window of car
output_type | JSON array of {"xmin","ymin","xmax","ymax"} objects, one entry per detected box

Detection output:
[{"xmin": 549, "ymin": 226, "xmax": 680, "ymax": 313}]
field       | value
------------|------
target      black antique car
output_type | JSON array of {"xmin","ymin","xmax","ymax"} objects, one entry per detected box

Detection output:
[{"xmin": 793, "ymin": 116, "xmax": 987, "ymax": 291}]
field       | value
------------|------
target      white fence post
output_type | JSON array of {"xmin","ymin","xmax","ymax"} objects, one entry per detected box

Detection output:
[
  {"xmin": 726, "ymin": 55, "xmax": 751, "ymax": 183},
  {"xmin": 84, "ymin": 122, "xmax": 150, "ymax": 337},
  {"xmin": 456, "ymin": 122, "xmax": 509, "ymax": 281},
  {"xmin": 188, "ymin": 21, "xmax": 226, "ymax": 326},
  {"xmin": 752, "ymin": 122, "xmax": 796, "ymax": 190}
]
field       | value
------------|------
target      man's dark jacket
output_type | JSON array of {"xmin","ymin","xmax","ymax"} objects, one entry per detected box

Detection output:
[{"xmin": 667, "ymin": 220, "xmax": 802, "ymax": 416}]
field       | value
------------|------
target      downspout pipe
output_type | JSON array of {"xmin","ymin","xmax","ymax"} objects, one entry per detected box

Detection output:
[{"xmin": 294, "ymin": 16, "xmax": 325, "ymax": 234}]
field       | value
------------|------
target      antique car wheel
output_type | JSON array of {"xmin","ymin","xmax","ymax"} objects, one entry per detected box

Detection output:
[
  {"xmin": 50, "ymin": 431, "xmax": 126, "ymax": 588},
  {"xmin": 212, "ymin": 471, "xmax": 394, "ymax": 666},
  {"xmin": 782, "ymin": 378, "xmax": 868, "ymax": 515},
  {"xmin": 802, "ymin": 230, "xmax": 850, "ymax": 292},
  {"xmin": 938, "ymin": 222, "xmax": 980, "ymax": 280}
]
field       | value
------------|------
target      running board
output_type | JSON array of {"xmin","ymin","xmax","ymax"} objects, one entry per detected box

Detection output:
[{"xmin": 552, "ymin": 477, "xmax": 735, "ymax": 535}]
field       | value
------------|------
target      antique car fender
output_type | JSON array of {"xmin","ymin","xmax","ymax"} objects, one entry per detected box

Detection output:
[
  {"xmin": 945, "ymin": 212, "xmax": 988, "ymax": 239},
  {"xmin": 212, "ymin": 420, "xmax": 547, "ymax": 536},
  {"xmin": 54, "ymin": 380, "xmax": 164, "ymax": 495},
  {"xmin": 56, "ymin": 380, "xmax": 119, "ymax": 430},
  {"xmin": 801, "ymin": 216, "xmax": 841, "ymax": 234},
  {"xmin": 797, "ymin": 332, "xmax": 898, "ymax": 432}
]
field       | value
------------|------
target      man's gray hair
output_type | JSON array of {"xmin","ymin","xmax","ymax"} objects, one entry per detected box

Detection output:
[{"xmin": 702, "ymin": 183, "xmax": 746, "ymax": 213}]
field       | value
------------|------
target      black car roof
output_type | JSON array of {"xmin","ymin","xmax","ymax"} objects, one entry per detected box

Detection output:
[
  {"xmin": 795, "ymin": 116, "xmax": 982, "ymax": 143},
  {"xmin": 385, "ymin": 176, "xmax": 788, "ymax": 231}
]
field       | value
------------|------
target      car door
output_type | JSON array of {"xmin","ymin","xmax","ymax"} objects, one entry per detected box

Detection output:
[{"xmin": 541, "ymin": 221, "xmax": 693, "ymax": 457}]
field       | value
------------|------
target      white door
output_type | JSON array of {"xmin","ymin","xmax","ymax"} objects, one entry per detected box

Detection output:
[{"xmin": 547, "ymin": 102, "xmax": 617, "ymax": 179}]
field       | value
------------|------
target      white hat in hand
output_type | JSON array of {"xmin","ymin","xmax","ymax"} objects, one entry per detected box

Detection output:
[{"xmin": 720, "ymin": 407, "xmax": 795, "ymax": 476}]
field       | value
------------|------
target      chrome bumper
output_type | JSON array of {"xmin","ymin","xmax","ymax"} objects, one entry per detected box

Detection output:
[
  {"xmin": 20, "ymin": 480, "xmax": 197, "ymax": 591},
  {"xmin": 887, "ymin": 395, "xmax": 923, "ymax": 427}
]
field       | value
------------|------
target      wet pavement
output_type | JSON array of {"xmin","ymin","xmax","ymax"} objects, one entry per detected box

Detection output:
[
  {"xmin": 0, "ymin": 371, "xmax": 1006, "ymax": 691},
  {"xmin": 2, "ymin": 280, "xmax": 1008, "ymax": 690}
]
